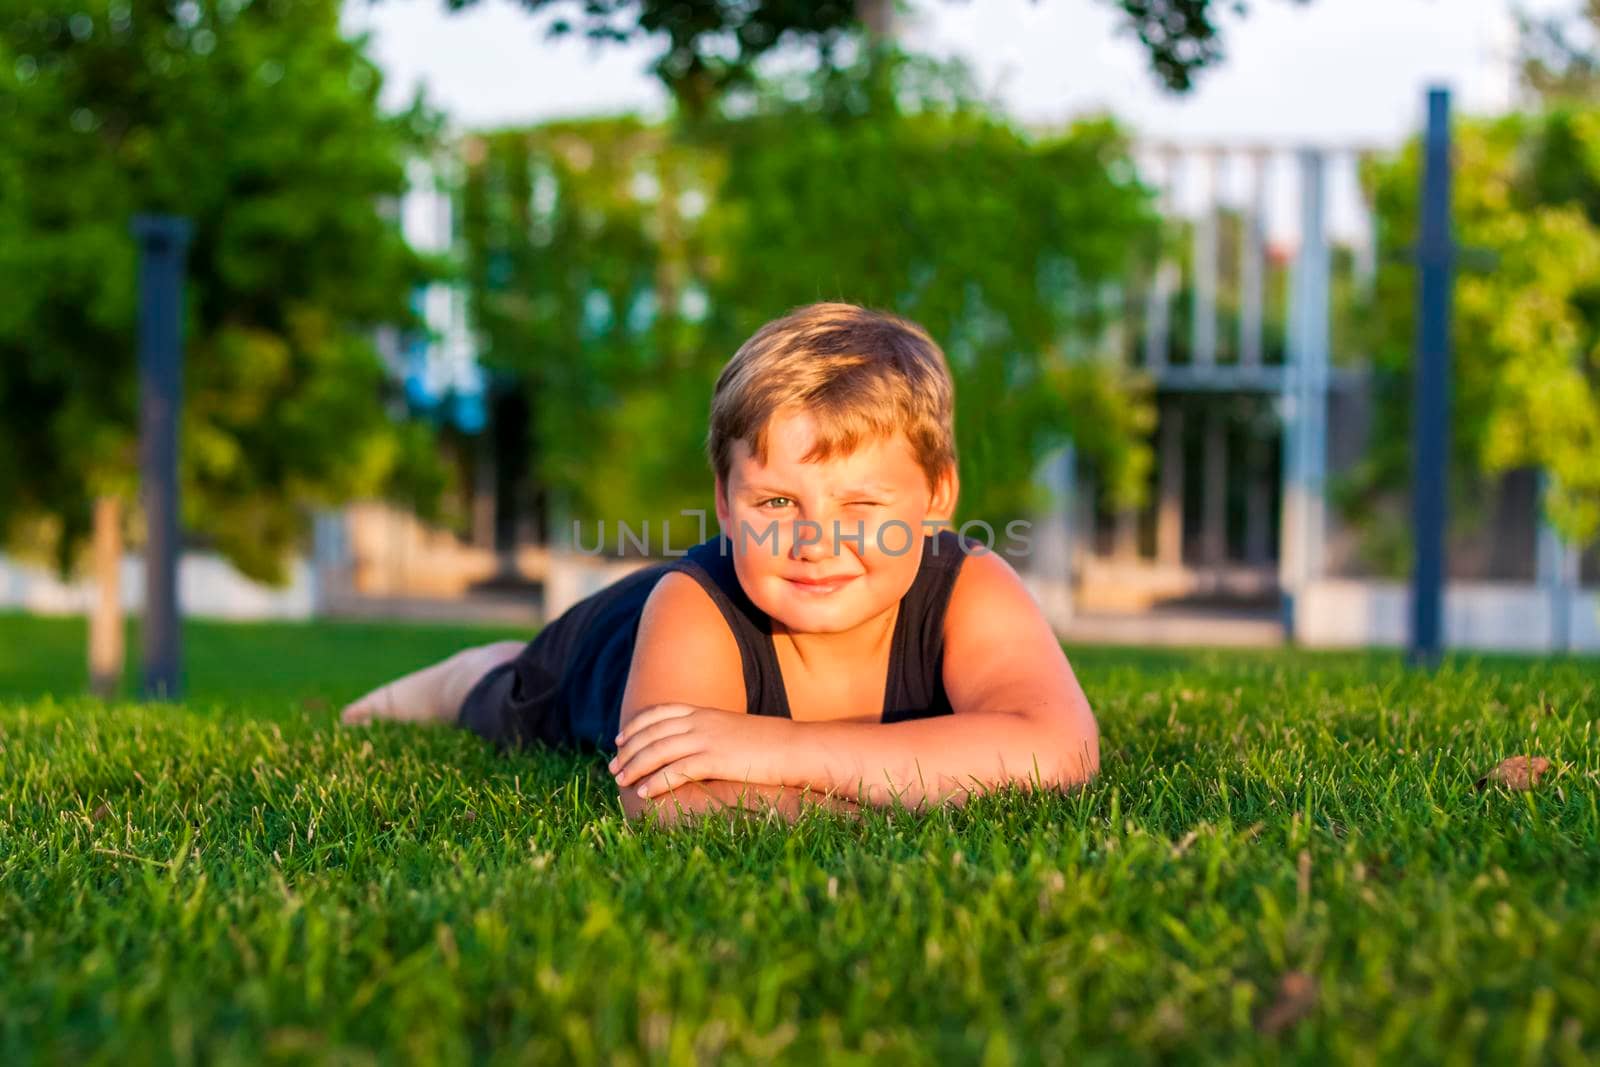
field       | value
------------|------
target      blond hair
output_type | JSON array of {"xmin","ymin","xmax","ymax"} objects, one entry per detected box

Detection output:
[{"xmin": 706, "ymin": 302, "xmax": 957, "ymax": 494}]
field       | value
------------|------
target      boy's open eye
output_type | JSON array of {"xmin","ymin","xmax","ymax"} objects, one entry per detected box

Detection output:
[{"xmin": 754, "ymin": 497, "xmax": 880, "ymax": 509}]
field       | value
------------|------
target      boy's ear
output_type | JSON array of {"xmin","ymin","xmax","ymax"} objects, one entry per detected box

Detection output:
[
  {"xmin": 714, "ymin": 474, "xmax": 729, "ymax": 529},
  {"xmin": 928, "ymin": 462, "xmax": 959, "ymax": 523}
]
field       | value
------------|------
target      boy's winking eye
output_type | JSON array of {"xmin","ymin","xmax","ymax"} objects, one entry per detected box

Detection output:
[
  {"xmin": 739, "ymin": 484, "xmax": 898, "ymax": 505},
  {"xmin": 753, "ymin": 497, "xmax": 887, "ymax": 511}
]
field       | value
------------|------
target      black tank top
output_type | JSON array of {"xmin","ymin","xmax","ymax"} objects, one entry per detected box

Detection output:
[{"xmin": 506, "ymin": 528, "xmax": 979, "ymax": 753}]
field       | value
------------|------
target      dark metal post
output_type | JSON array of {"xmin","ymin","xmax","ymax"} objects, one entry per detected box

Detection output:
[
  {"xmin": 133, "ymin": 215, "xmax": 192, "ymax": 700},
  {"xmin": 1411, "ymin": 89, "xmax": 1452, "ymax": 667}
]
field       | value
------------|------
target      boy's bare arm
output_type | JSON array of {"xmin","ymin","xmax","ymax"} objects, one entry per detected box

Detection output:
[
  {"xmin": 780, "ymin": 547, "xmax": 1099, "ymax": 809},
  {"xmin": 614, "ymin": 571, "xmax": 800, "ymax": 826},
  {"xmin": 614, "ymin": 547, "xmax": 1099, "ymax": 810},
  {"xmin": 619, "ymin": 778, "xmax": 861, "ymax": 826},
  {"xmin": 611, "ymin": 545, "xmax": 1097, "ymax": 815},
  {"xmin": 775, "ymin": 707, "xmax": 1097, "ymax": 811},
  {"xmin": 616, "ymin": 695, "xmax": 1095, "ymax": 813}
]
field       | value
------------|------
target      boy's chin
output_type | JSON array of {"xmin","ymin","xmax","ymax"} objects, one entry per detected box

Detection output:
[{"xmin": 766, "ymin": 598, "xmax": 880, "ymax": 635}]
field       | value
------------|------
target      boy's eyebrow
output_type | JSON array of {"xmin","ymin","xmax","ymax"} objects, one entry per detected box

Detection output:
[{"xmin": 742, "ymin": 483, "xmax": 896, "ymax": 498}]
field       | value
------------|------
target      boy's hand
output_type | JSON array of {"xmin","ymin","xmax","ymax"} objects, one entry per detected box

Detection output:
[{"xmin": 609, "ymin": 704, "xmax": 798, "ymax": 799}]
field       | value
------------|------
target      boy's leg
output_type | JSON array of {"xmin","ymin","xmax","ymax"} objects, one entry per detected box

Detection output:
[{"xmin": 340, "ymin": 640, "xmax": 525, "ymax": 727}]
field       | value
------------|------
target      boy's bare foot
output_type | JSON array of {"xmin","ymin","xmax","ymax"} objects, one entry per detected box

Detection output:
[{"xmin": 340, "ymin": 641, "xmax": 524, "ymax": 727}]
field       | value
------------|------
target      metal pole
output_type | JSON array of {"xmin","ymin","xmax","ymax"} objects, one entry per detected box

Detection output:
[
  {"xmin": 133, "ymin": 215, "xmax": 192, "ymax": 700},
  {"xmin": 1410, "ymin": 89, "xmax": 1453, "ymax": 667},
  {"xmin": 1245, "ymin": 432, "xmax": 1272, "ymax": 564},
  {"xmin": 1202, "ymin": 408, "xmax": 1228, "ymax": 566},
  {"xmin": 1032, "ymin": 443, "xmax": 1076, "ymax": 632},
  {"xmin": 1240, "ymin": 150, "xmax": 1268, "ymax": 369},
  {"xmin": 1157, "ymin": 402, "xmax": 1185, "ymax": 567},
  {"xmin": 1143, "ymin": 147, "xmax": 1179, "ymax": 372},
  {"xmin": 1279, "ymin": 148, "xmax": 1330, "ymax": 641},
  {"xmin": 1535, "ymin": 471, "xmax": 1579, "ymax": 654},
  {"xmin": 1192, "ymin": 151, "xmax": 1220, "ymax": 367}
]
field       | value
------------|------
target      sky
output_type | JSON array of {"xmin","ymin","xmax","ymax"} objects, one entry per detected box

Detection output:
[
  {"xmin": 343, "ymin": 0, "xmax": 1579, "ymax": 243},
  {"xmin": 343, "ymin": 0, "xmax": 1576, "ymax": 144},
  {"xmin": 347, "ymin": 1, "xmax": 1584, "ymax": 427}
]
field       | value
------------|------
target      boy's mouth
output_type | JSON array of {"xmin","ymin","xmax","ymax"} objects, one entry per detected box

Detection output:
[{"xmin": 785, "ymin": 575, "xmax": 858, "ymax": 595}]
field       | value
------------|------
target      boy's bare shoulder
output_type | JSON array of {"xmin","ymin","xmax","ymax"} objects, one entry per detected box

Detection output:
[
  {"xmin": 620, "ymin": 568, "xmax": 746, "ymax": 721},
  {"xmin": 945, "ymin": 542, "xmax": 1036, "ymax": 621},
  {"xmin": 941, "ymin": 544, "xmax": 1076, "ymax": 715},
  {"xmin": 639, "ymin": 569, "xmax": 733, "ymax": 639}
]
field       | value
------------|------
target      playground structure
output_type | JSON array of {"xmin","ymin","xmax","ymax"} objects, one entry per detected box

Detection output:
[
  {"xmin": 1048, "ymin": 138, "xmax": 1373, "ymax": 632},
  {"xmin": 344, "ymin": 122, "xmax": 1600, "ymax": 651},
  {"xmin": 1025, "ymin": 131, "xmax": 1598, "ymax": 652},
  {"xmin": 3, "ymin": 115, "xmax": 1597, "ymax": 653}
]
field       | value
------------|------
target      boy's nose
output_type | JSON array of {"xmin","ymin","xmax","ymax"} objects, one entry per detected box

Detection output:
[{"xmin": 787, "ymin": 519, "xmax": 832, "ymax": 561}]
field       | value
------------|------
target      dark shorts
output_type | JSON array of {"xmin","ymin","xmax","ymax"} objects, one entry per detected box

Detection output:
[
  {"xmin": 456, "ymin": 658, "xmax": 568, "ymax": 753},
  {"xmin": 456, "ymin": 560, "xmax": 670, "ymax": 756}
]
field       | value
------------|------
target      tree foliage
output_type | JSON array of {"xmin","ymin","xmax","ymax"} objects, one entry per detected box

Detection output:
[
  {"xmin": 459, "ymin": 112, "xmax": 723, "ymax": 543},
  {"xmin": 433, "ymin": 0, "xmax": 1311, "ymax": 118},
  {"xmin": 1517, "ymin": 0, "xmax": 1600, "ymax": 103},
  {"xmin": 1355, "ymin": 110, "xmax": 1600, "ymax": 558},
  {"xmin": 461, "ymin": 48, "xmax": 1158, "ymax": 543},
  {"xmin": 0, "ymin": 0, "xmax": 448, "ymax": 582}
]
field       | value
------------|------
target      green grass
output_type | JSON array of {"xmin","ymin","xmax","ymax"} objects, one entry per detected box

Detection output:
[{"xmin": 1, "ymin": 611, "xmax": 1597, "ymax": 1065}]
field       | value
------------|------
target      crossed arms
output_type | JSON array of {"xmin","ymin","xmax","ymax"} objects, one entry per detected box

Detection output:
[{"xmin": 612, "ymin": 548, "xmax": 1100, "ymax": 827}]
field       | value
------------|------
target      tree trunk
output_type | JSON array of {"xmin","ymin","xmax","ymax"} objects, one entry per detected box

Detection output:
[
  {"xmin": 856, "ymin": 0, "xmax": 894, "ymax": 41},
  {"xmin": 88, "ymin": 495, "xmax": 124, "ymax": 699}
]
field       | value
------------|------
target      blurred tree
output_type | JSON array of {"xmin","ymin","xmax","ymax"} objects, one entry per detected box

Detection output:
[
  {"xmin": 1351, "ymin": 111, "xmax": 1600, "ymax": 572},
  {"xmin": 458, "ymin": 115, "xmax": 721, "ymax": 548},
  {"xmin": 461, "ymin": 48, "xmax": 1157, "ymax": 546},
  {"xmin": 429, "ymin": 0, "xmax": 1313, "ymax": 119},
  {"xmin": 0, "ymin": 0, "xmax": 448, "ymax": 694},
  {"xmin": 706, "ymin": 51, "xmax": 1158, "ymax": 528},
  {"xmin": 1517, "ymin": 1, "xmax": 1600, "ymax": 102},
  {"xmin": 1333, "ymin": 7, "xmax": 1600, "ymax": 575}
]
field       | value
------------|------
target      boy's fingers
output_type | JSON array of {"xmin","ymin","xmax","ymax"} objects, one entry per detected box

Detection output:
[
  {"xmin": 613, "ymin": 733, "xmax": 698, "ymax": 786},
  {"xmin": 611, "ymin": 719, "xmax": 693, "ymax": 769},
  {"xmin": 635, "ymin": 755, "xmax": 713, "ymax": 798},
  {"xmin": 615, "ymin": 703, "xmax": 696, "ymax": 746}
]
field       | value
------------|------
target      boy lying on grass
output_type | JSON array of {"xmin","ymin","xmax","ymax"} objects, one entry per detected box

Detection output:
[{"xmin": 341, "ymin": 301, "xmax": 1099, "ymax": 825}]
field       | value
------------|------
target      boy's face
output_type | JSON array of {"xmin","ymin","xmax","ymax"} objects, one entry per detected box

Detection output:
[{"xmin": 714, "ymin": 406, "xmax": 957, "ymax": 636}]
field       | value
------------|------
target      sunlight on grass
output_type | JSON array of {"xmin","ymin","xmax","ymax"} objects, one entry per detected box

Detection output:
[{"xmin": 1, "ymin": 613, "xmax": 1596, "ymax": 1062}]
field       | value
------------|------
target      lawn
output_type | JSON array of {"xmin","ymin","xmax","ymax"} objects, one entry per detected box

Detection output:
[{"xmin": 1, "ymin": 611, "xmax": 1596, "ymax": 1064}]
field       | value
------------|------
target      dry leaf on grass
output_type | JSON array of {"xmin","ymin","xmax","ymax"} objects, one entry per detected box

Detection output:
[
  {"xmin": 1476, "ymin": 755, "xmax": 1552, "ymax": 791},
  {"xmin": 1256, "ymin": 971, "xmax": 1318, "ymax": 1035}
]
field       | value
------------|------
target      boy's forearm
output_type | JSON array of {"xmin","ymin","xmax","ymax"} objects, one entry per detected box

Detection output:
[
  {"xmin": 780, "ymin": 710, "xmax": 1099, "ymax": 810},
  {"xmin": 620, "ymin": 777, "xmax": 862, "ymax": 827}
]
